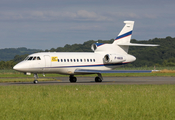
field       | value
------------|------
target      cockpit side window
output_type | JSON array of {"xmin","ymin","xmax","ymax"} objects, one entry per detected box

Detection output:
[
  {"xmin": 33, "ymin": 57, "xmax": 36, "ymax": 60},
  {"xmin": 37, "ymin": 57, "xmax": 41, "ymax": 60},
  {"xmin": 28, "ymin": 57, "xmax": 33, "ymax": 60},
  {"xmin": 24, "ymin": 56, "xmax": 41, "ymax": 61}
]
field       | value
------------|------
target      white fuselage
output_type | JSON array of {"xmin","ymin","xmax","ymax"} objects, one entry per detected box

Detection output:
[{"xmin": 13, "ymin": 52, "xmax": 136, "ymax": 75}]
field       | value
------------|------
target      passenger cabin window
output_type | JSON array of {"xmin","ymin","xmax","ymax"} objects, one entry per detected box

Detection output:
[{"xmin": 50, "ymin": 58, "xmax": 96, "ymax": 63}]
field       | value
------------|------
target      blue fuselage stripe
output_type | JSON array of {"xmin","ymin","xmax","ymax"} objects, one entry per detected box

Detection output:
[{"xmin": 46, "ymin": 62, "xmax": 129, "ymax": 69}]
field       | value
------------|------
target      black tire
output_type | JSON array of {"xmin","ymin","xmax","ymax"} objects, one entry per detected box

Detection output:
[
  {"xmin": 70, "ymin": 77, "xmax": 77, "ymax": 82},
  {"xmin": 33, "ymin": 80, "xmax": 38, "ymax": 84},
  {"xmin": 95, "ymin": 77, "xmax": 102, "ymax": 82}
]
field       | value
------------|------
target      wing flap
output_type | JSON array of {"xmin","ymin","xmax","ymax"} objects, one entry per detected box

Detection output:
[{"xmin": 117, "ymin": 43, "xmax": 159, "ymax": 46}]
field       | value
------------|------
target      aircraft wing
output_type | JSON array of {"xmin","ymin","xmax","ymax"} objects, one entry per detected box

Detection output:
[
  {"xmin": 74, "ymin": 69, "xmax": 154, "ymax": 74},
  {"xmin": 117, "ymin": 43, "xmax": 159, "ymax": 46}
]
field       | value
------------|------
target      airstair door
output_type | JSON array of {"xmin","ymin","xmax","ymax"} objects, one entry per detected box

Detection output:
[{"xmin": 44, "ymin": 55, "xmax": 51, "ymax": 71}]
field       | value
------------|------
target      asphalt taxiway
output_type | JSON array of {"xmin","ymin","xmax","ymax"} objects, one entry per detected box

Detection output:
[{"xmin": 0, "ymin": 77, "xmax": 175, "ymax": 86}]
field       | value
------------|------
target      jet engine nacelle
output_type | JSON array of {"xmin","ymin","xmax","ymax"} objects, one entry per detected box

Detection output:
[
  {"xmin": 91, "ymin": 43, "xmax": 105, "ymax": 51},
  {"xmin": 91, "ymin": 43, "xmax": 111, "ymax": 52},
  {"xmin": 91, "ymin": 43, "xmax": 97, "ymax": 51},
  {"xmin": 103, "ymin": 54, "xmax": 126, "ymax": 63},
  {"xmin": 91, "ymin": 43, "xmax": 123, "ymax": 53}
]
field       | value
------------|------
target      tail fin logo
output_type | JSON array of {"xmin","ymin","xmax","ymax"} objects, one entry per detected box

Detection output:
[{"xmin": 115, "ymin": 31, "xmax": 132, "ymax": 41}]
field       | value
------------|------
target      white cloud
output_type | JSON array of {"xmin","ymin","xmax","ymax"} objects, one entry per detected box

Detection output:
[
  {"xmin": 76, "ymin": 10, "xmax": 112, "ymax": 21},
  {"xmin": 77, "ymin": 10, "xmax": 97, "ymax": 18},
  {"xmin": 69, "ymin": 24, "xmax": 102, "ymax": 31},
  {"xmin": 106, "ymin": 11, "xmax": 158, "ymax": 20},
  {"xmin": 0, "ymin": 10, "xmax": 112, "ymax": 22}
]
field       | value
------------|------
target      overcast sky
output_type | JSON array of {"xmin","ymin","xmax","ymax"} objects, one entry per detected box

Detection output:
[{"xmin": 0, "ymin": 0, "xmax": 175, "ymax": 50}]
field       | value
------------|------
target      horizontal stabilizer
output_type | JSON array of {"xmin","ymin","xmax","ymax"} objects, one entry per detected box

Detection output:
[
  {"xmin": 75, "ymin": 69, "xmax": 153, "ymax": 74},
  {"xmin": 117, "ymin": 43, "xmax": 159, "ymax": 46}
]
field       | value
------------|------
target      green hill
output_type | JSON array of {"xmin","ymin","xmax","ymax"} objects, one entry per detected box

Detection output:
[
  {"xmin": 1, "ymin": 36, "xmax": 175, "ymax": 69},
  {"xmin": 0, "ymin": 47, "xmax": 41, "ymax": 61}
]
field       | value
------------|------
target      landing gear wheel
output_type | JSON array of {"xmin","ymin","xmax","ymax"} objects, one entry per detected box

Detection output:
[
  {"xmin": 95, "ymin": 77, "xmax": 102, "ymax": 82},
  {"xmin": 33, "ymin": 80, "xmax": 38, "ymax": 84},
  {"xmin": 33, "ymin": 73, "xmax": 39, "ymax": 84},
  {"xmin": 69, "ymin": 76, "xmax": 77, "ymax": 82}
]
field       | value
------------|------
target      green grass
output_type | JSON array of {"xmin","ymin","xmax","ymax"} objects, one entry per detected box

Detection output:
[{"xmin": 0, "ymin": 85, "xmax": 175, "ymax": 120}]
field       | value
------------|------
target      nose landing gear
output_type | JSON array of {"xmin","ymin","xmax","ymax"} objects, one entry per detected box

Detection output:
[{"xmin": 33, "ymin": 73, "xmax": 38, "ymax": 84}]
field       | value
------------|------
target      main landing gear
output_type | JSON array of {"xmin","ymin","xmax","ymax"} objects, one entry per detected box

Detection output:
[
  {"xmin": 95, "ymin": 73, "xmax": 103, "ymax": 82},
  {"xmin": 33, "ymin": 73, "xmax": 38, "ymax": 84},
  {"xmin": 95, "ymin": 77, "xmax": 102, "ymax": 82},
  {"xmin": 69, "ymin": 73, "xmax": 103, "ymax": 83},
  {"xmin": 69, "ymin": 75, "xmax": 77, "ymax": 82}
]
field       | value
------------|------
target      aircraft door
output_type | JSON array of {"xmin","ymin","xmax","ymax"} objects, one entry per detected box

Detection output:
[{"xmin": 44, "ymin": 55, "xmax": 51, "ymax": 71}]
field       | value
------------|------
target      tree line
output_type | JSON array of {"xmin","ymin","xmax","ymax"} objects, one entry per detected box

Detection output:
[{"xmin": 0, "ymin": 36, "xmax": 175, "ymax": 69}]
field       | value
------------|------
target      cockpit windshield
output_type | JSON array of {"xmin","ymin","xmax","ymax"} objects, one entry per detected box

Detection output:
[
  {"xmin": 24, "ymin": 56, "xmax": 41, "ymax": 61},
  {"xmin": 24, "ymin": 56, "xmax": 29, "ymax": 60},
  {"xmin": 28, "ymin": 57, "xmax": 33, "ymax": 60}
]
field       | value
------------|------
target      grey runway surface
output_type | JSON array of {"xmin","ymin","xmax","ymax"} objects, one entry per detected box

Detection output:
[{"xmin": 0, "ymin": 77, "xmax": 175, "ymax": 86}]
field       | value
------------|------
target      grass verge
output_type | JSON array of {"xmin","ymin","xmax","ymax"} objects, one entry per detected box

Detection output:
[{"xmin": 0, "ymin": 85, "xmax": 175, "ymax": 120}]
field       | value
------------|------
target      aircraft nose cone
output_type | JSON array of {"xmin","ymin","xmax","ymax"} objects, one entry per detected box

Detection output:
[
  {"xmin": 13, "ymin": 64, "xmax": 22, "ymax": 71},
  {"xmin": 13, "ymin": 64, "xmax": 20, "ymax": 71},
  {"xmin": 13, "ymin": 62, "xmax": 29, "ymax": 72}
]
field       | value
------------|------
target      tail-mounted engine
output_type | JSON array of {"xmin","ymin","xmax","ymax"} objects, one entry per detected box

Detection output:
[
  {"xmin": 91, "ymin": 43, "xmax": 105, "ymax": 51},
  {"xmin": 103, "ymin": 54, "xmax": 125, "ymax": 63},
  {"xmin": 91, "ymin": 43, "xmax": 97, "ymax": 51}
]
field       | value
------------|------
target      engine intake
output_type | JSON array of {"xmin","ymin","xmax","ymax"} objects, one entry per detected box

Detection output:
[
  {"xmin": 91, "ymin": 43, "xmax": 97, "ymax": 51},
  {"xmin": 104, "ymin": 54, "xmax": 125, "ymax": 63},
  {"xmin": 91, "ymin": 43, "xmax": 105, "ymax": 51}
]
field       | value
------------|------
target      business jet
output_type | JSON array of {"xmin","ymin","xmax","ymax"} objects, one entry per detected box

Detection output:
[{"xmin": 13, "ymin": 21, "xmax": 158, "ymax": 83}]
